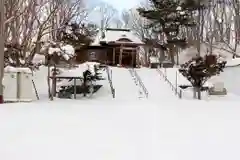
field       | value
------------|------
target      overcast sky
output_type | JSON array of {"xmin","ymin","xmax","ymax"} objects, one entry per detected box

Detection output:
[
  {"xmin": 86, "ymin": 0, "xmax": 142, "ymax": 27},
  {"xmin": 101, "ymin": 0, "xmax": 140, "ymax": 10}
]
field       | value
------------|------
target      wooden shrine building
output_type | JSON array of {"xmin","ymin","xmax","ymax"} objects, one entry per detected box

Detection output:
[{"xmin": 75, "ymin": 28, "xmax": 144, "ymax": 68}]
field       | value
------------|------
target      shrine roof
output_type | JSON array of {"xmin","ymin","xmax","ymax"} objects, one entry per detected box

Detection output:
[{"xmin": 91, "ymin": 28, "xmax": 144, "ymax": 46}]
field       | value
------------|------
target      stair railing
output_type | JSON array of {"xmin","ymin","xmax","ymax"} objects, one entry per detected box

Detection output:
[
  {"xmin": 106, "ymin": 66, "xmax": 115, "ymax": 98},
  {"xmin": 129, "ymin": 68, "xmax": 148, "ymax": 98},
  {"xmin": 156, "ymin": 68, "xmax": 182, "ymax": 99}
]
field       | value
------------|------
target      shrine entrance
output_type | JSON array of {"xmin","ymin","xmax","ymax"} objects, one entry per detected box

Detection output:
[
  {"xmin": 111, "ymin": 46, "xmax": 137, "ymax": 67},
  {"xmin": 104, "ymin": 41, "xmax": 142, "ymax": 68},
  {"xmin": 121, "ymin": 53, "xmax": 134, "ymax": 67}
]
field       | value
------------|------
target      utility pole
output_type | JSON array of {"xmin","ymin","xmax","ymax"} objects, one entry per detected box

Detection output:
[{"xmin": 0, "ymin": 0, "xmax": 5, "ymax": 104}]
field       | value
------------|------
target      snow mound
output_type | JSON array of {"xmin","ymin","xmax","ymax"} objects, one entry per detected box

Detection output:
[{"xmin": 225, "ymin": 58, "xmax": 240, "ymax": 67}]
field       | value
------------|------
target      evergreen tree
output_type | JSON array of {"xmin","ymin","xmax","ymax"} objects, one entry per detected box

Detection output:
[
  {"xmin": 93, "ymin": 65, "xmax": 105, "ymax": 81},
  {"xmin": 179, "ymin": 54, "xmax": 226, "ymax": 99},
  {"xmin": 138, "ymin": 0, "xmax": 208, "ymax": 64},
  {"xmin": 82, "ymin": 65, "xmax": 105, "ymax": 97}
]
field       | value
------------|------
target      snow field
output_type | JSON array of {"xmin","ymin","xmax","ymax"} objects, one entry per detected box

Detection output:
[{"xmin": 1, "ymin": 100, "xmax": 240, "ymax": 160}]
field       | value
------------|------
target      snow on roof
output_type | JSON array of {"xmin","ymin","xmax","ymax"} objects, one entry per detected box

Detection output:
[
  {"xmin": 92, "ymin": 28, "xmax": 144, "ymax": 46},
  {"xmin": 4, "ymin": 66, "xmax": 32, "ymax": 73},
  {"xmin": 57, "ymin": 62, "xmax": 100, "ymax": 78}
]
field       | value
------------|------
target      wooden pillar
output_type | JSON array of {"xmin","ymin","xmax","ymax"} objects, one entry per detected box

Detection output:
[
  {"xmin": 119, "ymin": 45, "xmax": 123, "ymax": 66},
  {"xmin": 113, "ymin": 47, "xmax": 115, "ymax": 65},
  {"xmin": 136, "ymin": 47, "xmax": 140, "ymax": 68},
  {"xmin": 105, "ymin": 49, "xmax": 107, "ymax": 65},
  {"xmin": 52, "ymin": 66, "xmax": 57, "ymax": 97},
  {"xmin": 74, "ymin": 79, "xmax": 76, "ymax": 99},
  {"xmin": 131, "ymin": 49, "xmax": 134, "ymax": 68}
]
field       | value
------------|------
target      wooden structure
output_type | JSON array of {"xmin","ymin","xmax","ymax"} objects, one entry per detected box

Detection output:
[
  {"xmin": 75, "ymin": 28, "xmax": 144, "ymax": 68},
  {"xmin": 149, "ymin": 56, "xmax": 160, "ymax": 68},
  {"xmin": 49, "ymin": 76, "xmax": 82, "ymax": 99}
]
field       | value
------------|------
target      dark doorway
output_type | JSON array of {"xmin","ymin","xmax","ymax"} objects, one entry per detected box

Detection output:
[{"xmin": 122, "ymin": 54, "xmax": 133, "ymax": 67}]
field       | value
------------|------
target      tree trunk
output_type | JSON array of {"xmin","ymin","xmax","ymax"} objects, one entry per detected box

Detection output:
[
  {"xmin": 51, "ymin": 65, "xmax": 57, "ymax": 97},
  {"xmin": 48, "ymin": 63, "xmax": 53, "ymax": 100},
  {"xmin": 197, "ymin": 87, "xmax": 201, "ymax": 100},
  {"xmin": 0, "ymin": 0, "xmax": 5, "ymax": 103},
  {"xmin": 193, "ymin": 87, "xmax": 197, "ymax": 99},
  {"xmin": 169, "ymin": 44, "xmax": 175, "ymax": 65}
]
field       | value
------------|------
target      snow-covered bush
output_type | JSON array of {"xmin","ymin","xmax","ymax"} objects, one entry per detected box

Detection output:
[
  {"xmin": 4, "ymin": 43, "xmax": 42, "ymax": 71},
  {"xmin": 179, "ymin": 54, "xmax": 226, "ymax": 99},
  {"xmin": 48, "ymin": 42, "xmax": 75, "ymax": 62}
]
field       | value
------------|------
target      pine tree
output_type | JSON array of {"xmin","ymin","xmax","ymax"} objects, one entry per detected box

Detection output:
[
  {"xmin": 179, "ymin": 54, "xmax": 226, "ymax": 99},
  {"xmin": 138, "ymin": 0, "xmax": 208, "ymax": 64},
  {"xmin": 82, "ymin": 65, "xmax": 105, "ymax": 97},
  {"xmin": 93, "ymin": 65, "xmax": 105, "ymax": 81}
]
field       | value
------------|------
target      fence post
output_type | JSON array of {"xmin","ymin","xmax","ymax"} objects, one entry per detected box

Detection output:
[
  {"xmin": 175, "ymin": 70, "xmax": 178, "ymax": 94},
  {"xmin": 110, "ymin": 69, "xmax": 112, "ymax": 80}
]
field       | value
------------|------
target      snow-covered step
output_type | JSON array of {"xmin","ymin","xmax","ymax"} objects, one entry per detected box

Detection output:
[
  {"xmin": 111, "ymin": 67, "xmax": 140, "ymax": 99},
  {"xmin": 136, "ymin": 68, "xmax": 177, "ymax": 100}
]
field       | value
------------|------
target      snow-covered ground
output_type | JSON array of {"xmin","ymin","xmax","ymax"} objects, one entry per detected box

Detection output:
[
  {"xmin": 136, "ymin": 68, "xmax": 177, "ymax": 99},
  {"xmin": 158, "ymin": 67, "xmax": 240, "ymax": 100},
  {"xmin": 33, "ymin": 66, "xmax": 49, "ymax": 100},
  {"xmin": 220, "ymin": 66, "xmax": 240, "ymax": 96},
  {"xmin": 1, "ymin": 100, "xmax": 240, "ymax": 160},
  {"xmin": 2, "ymin": 63, "xmax": 240, "ymax": 160},
  {"xmin": 225, "ymin": 58, "xmax": 240, "ymax": 67}
]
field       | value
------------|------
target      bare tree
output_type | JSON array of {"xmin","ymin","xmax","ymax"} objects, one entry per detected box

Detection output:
[
  {"xmin": 3, "ymin": 0, "xmax": 88, "ymax": 64},
  {"xmin": 121, "ymin": 5, "xmax": 160, "ymax": 66},
  {"xmin": 2, "ymin": 0, "xmax": 88, "ymax": 101},
  {"xmin": 113, "ymin": 19, "xmax": 123, "ymax": 28},
  {"xmin": 94, "ymin": 2, "xmax": 118, "ymax": 29},
  {"xmin": 121, "ymin": 10, "xmax": 130, "ymax": 28}
]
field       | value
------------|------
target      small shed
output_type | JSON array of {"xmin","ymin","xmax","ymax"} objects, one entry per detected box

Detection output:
[
  {"xmin": 3, "ymin": 67, "xmax": 38, "ymax": 102},
  {"xmin": 161, "ymin": 60, "xmax": 174, "ymax": 68},
  {"xmin": 149, "ymin": 56, "xmax": 160, "ymax": 68}
]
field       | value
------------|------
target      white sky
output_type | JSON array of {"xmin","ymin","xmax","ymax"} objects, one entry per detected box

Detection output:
[{"xmin": 101, "ymin": 0, "xmax": 140, "ymax": 10}]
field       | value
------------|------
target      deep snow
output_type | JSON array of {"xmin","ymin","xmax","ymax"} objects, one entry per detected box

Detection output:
[
  {"xmin": 1, "ymin": 100, "xmax": 240, "ymax": 160},
  {"xmin": 1, "ymin": 63, "xmax": 240, "ymax": 160}
]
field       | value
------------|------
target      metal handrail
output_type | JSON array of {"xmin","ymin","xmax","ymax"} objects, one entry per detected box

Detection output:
[
  {"xmin": 156, "ymin": 68, "xmax": 182, "ymax": 99},
  {"xmin": 129, "ymin": 68, "xmax": 148, "ymax": 98},
  {"xmin": 106, "ymin": 66, "xmax": 115, "ymax": 98}
]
